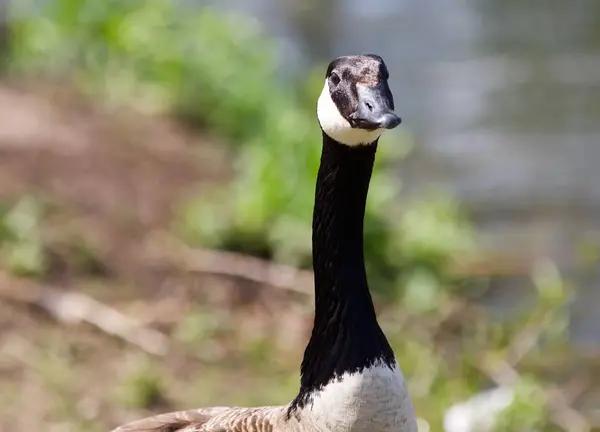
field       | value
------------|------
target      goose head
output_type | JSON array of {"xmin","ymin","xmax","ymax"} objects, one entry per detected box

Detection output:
[{"xmin": 317, "ymin": 54, "xmax": 401, "ymax": 146}]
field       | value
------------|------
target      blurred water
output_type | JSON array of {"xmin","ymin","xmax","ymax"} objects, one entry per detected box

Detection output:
[{"xmin": 199, "ymin": 0, "xmax": 600, "ymax": 347}]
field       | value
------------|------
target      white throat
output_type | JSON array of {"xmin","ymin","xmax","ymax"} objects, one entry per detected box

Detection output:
[
  {"xmin": 300, "ymin": 359, "xmax": 418, "ymax": 432},
  {"xmin": 317, "ymin": 80, "xmax": 385, "ymax": 147}
]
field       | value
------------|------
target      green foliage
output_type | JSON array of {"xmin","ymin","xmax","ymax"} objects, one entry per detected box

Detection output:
[
  {"xmin": 396, "ymin": 194, "xmax": 473, "ymax": 308},
  {"xmin": 0, "ymin": 195, "xmax": 47, "ymax": 277},
  {"xmin": 5, "ymin": 0, "xmax": 472, "ymax": 299},
  {"xmin": 493, "ymin": 377, "xmax": 550, "ymax": 432},
  {"xmin": 8, "ymin": 0, "xmax": 275, "ymax": 141},
  {"xmin": 117, "ymin": 358, "xmax": 166, "ymax": 410}
]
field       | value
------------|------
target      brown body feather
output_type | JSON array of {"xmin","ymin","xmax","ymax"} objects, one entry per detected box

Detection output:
[{"xmin": 112, "ymin": 406, "xmax": 299, "ymax": 432}]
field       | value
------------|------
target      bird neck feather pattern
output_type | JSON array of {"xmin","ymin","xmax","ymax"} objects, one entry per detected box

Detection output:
[{"xmin": 289, "ymin": 133, "xmax": 395, "ymax": 413}]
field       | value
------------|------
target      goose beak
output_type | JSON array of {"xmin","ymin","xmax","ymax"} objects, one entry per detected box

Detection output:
[{"xmin": 349, "ymin": 83, "xmax": 401, "ymax": 130}]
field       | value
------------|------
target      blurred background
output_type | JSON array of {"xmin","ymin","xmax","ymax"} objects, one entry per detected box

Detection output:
[{"xmin": 0, "ymin": 1, "xmax": 599, "ymax": 431}]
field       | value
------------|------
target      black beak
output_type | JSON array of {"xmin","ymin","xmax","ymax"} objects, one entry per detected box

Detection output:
[{"xmin": 349, "ymin": 83, "xmax": 401, "ymax": 130}]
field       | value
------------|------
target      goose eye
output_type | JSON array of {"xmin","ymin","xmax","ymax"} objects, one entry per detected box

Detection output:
[{"xmin": 329, "ymin": 72, "xmax": 341, "ymax": 86}]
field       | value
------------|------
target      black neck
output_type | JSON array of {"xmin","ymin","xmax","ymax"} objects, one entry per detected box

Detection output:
[{"xmin": 288, "ymin": 133, "xmax": 395, "ymax": 414}]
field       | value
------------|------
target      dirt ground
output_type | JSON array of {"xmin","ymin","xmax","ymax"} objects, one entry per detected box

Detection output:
[
  {"xmin": 0, "ymin": 80, "xmax": 230, "ymax": 288},
  {"xmin": 0, "ymin": 82, "xmax": 313, "ymax": 431}
]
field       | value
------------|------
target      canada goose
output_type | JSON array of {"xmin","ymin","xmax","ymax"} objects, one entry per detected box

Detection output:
[{"xmin": 111, "ymin": 54, "xmax": 417, "ymax": 432}]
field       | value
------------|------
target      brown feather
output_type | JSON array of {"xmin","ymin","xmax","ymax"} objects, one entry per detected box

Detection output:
[
  {"xmin": 151, "ymin": 421, "xmax": 193, "ymax": 432},
  {"xmin": 112, "ymin": 408, "xmax": 222, "ymax": 432},
  {"xmin": 111, "ymin": 407, "xmax": 285, "ymax": 432}
]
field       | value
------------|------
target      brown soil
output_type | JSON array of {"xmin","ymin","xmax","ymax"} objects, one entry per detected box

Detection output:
[{"xmin": 0, "ymin": 81, "xmax": 233, "ymax": 289}]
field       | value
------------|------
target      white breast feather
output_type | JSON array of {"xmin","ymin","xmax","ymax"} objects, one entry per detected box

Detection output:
[
  {"xmin": 316, "ymin": 80, "xmax": 384, "ymax": 147},
  {"xmin": 301, "ymin": 358, "xmax": 418, "ymax": 432}
]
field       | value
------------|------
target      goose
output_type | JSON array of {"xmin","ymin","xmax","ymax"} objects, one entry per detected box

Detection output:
[{"xmin": 111, "ymin": 54, "xmax": 417, "ymax": 432}]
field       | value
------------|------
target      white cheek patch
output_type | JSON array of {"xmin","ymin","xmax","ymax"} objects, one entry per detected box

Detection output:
[{"xmin": 317, "ymin": 80, "xmax": 384, "ymax": 147}]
